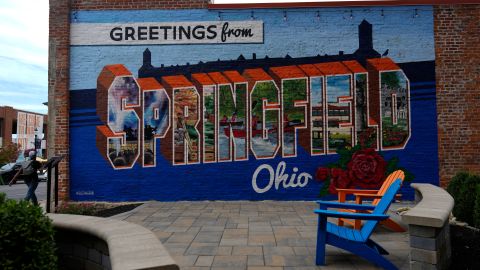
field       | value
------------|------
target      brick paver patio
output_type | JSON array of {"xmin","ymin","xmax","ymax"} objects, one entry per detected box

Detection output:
[{"xmin": 113, "ymin": 201, "xmax": 412, "ymax": 269}]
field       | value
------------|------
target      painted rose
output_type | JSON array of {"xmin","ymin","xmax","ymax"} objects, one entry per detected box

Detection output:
[
  {"xmin": 315, "ymin": 167, "xmax": 330, "ymax": 182},
  {"xmin": 328, "ymin": 168, "xmax": 351, "ymax": 194},
  {"xmin": 347, "ymin": 148, "xmax": 387, "ymax": 189}
]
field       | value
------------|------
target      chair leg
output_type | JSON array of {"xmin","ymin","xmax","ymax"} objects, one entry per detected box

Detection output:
[
  {"xmin": 380, "ymin": 218, "xmax": 406, "ymax": 232},
  {"xmin": 337, "ymin": 193, "xmax": 346, "ymax": 227},
  {"xmin": 316, "ymin": 215, "xmax": 327, "ymax": 265},
  {"xmin": 338, "ymin": 217, "xmax": 345, "ymax": 226},
  {"xmin": 354, "ymin": 219, "xmax": 362, "ymax": 230}
]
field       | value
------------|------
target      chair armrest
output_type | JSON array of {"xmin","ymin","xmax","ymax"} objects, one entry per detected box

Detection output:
[
  {"xmin": 314, "ymin": 209, "xmax": 389, "ymax": 220},
  {"xmin": 316, "ymin": 200, "xmax": 376, "ymax": 211},
  {"xmin": 354, "ymin": 193, "xmax": 384, "ymax": 204},
  {"xmin": 354, "ymin": 193, "xmax": 384, "ymax": 199},
  {"xmin": 336, "ymin": 188, "xmax": 379, "ymax": 203},
  {"xmin": 354, "ymin": 193, "xmax": 402, "ymax": 203},
  {"xmin": 336, "ymin": 188, "xmax": 379, "ymax": 194}
]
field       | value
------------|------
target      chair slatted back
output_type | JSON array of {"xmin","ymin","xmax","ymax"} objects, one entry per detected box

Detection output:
[
  {"xmin": 372, "ymin": 170, "xmax": 405, "ymax": 205},
  {"xmin": 360, "ymin": 178, "xmax": 403, "ymax": 240}
]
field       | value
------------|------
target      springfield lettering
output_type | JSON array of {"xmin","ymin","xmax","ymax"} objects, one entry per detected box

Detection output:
[
  {"xmin": 95, "ymin": 57, "xmax": 411, "ymax": 170},
  {"xmin": 71, "ymin": 21, "xmax": 263, "ymax": 45}
]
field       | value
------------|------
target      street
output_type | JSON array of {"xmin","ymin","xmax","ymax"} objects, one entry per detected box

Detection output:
[{"xmin": 0, "ymin": 181, "xmax": 47, "ymax": 201}]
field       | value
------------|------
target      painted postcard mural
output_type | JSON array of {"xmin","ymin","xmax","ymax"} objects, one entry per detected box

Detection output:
[{"xmin": 69, "ymin": 7, "xmax": 438, "ymax": 201}]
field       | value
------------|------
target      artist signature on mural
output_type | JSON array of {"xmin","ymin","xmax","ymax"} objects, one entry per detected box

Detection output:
[{"xmin": 252, "ymin": 161, "xmax": 312, "ymax": 193}]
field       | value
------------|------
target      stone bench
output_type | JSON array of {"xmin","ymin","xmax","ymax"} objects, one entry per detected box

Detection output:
[
  {"xmin": 401, "ymin": 184, "xmax": 454, "ymax": 270},
  {"xmin": 48, "ymin": 214, "xmax": 179, "ymax": 270}
]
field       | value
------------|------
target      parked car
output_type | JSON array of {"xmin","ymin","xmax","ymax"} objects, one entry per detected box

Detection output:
[
  {"xmin": 0, "ymin": 162, "xmax": 22, "ymax": 185},
  {"xmin": 0, "ymin": 155, "xmax": 47, "ymax": 185},
  {"xmin": 38, "ymin": 170, "xmax": 47, "ymax": 181}
]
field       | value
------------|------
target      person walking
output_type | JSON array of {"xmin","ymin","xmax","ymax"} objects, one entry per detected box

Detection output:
[{"xmin": 9, "ymin": 151, "xmax": 42, "ymax": 205}]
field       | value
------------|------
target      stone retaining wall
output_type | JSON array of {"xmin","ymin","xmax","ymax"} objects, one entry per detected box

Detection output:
[
  {"xmin": 48, "ymin": 214, "xmax": 179, "ymax": 270},
  {"xmin": 56, "ymin": 229, "xmax": 111, "ymax": 270},
  {"xmin": 402, "ymin": 183, "xmax": 454, "ymax": 270},
  {"xmin": 408, "ymin": 222, "xmax": 451, "ymax": 270}
]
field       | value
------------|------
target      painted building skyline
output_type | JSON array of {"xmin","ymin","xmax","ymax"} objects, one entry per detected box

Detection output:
[{"xmin": 69, "ymin": 6, "xmax": 434, "ymax": 90}]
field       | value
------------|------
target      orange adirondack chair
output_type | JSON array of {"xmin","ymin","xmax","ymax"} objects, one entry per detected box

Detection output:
[{"xmin": 335, "ymin": 170, "xmax": 405, "ymax": 232}]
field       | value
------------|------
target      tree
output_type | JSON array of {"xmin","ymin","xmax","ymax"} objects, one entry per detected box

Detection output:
[
  {"xmin": 381, "ymin": 71, "xmax": 401, "ymax": 89},
  {"xmin": 0, "ymin": 143, "xmax": 19, "ymax": 166}
]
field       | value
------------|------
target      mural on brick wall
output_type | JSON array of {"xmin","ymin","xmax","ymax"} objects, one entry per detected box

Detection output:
[{"xmin": 69, "ymin": 7, "xmax": 438, "ymax": 201}]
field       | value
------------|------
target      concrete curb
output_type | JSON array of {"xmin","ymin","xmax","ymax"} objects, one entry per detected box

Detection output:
[{"xmin": 48, "ymin": 213, "xmax": 179, "ymax": 270}]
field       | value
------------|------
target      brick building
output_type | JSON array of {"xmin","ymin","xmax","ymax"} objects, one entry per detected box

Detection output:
[
  {"xmin": 0, "ymin": 106, "xmax": 48, "ymax": 156},
  {"xmin": 49, "ymin": 0, "xmax": 480, "ymax": 201}
]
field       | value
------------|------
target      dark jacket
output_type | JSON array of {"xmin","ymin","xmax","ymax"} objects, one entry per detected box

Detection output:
[{"xmin": 24, "ymin": 160, "xmax": 41, "ymax": 183}]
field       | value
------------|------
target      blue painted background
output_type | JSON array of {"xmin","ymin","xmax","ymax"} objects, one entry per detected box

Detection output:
[{"xmin": 69, "ymin": 7, "xmax": 438, "ymax": 202}]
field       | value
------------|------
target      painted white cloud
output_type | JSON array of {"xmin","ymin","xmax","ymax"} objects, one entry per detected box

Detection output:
[{"xmin": 0, "ymin": 0, "xmax": 48, "ymax": 114}]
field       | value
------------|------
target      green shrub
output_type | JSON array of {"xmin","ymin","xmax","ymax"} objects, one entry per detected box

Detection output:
[
  {"xmin": 0, "ymin": 193, "xmax": 57, "ymax": 269},
  {"xmin": 448, "ymin": 172, "xmax": 470, "ymax": 221},
  {"xmin": 448, "ymin": 172, "xmax": 480, "ymax": 225},
  {"xmin": 447, "ymin": 171, "xmax": 469, "ymax": 203},
  {"xmin": 56, "ymin": 202, "xmax": 96, "ymax": 216},
  {"xmin": 474, "ymin": 184, "xmax": 480, "ymax": 228},
  {"xmin": 458, "ymin": 174, "xmax": 480, "ymax": 225}
]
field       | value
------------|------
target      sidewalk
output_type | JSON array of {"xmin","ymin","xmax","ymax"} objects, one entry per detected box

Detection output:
[
  {"xmin": 0, "ymin": 181, "xmax": 47, "ymax": 201},
  {"xmin": 112, "ymin": 201, "xmax": 412, "ymax": 269}
]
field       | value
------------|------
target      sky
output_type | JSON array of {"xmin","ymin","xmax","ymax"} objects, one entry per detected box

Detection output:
[{"xmin": 0, "ymin": 0, "xmax": 48, "ymax": 114}]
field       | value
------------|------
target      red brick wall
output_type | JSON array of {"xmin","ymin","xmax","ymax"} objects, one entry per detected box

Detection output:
[
  {"xmin": 434, "ymin": 5, "xmax": 480, "ymax": 188},
  {"xmin": 71, "ymin": 0, "xmax": 208, "ymax": 10},
  {"xmin": 49, "ymin": 1, "xmax": 479, "ymax": 200},
  {"xmin": 0, "ymin": 107, "xmax": 17, "ymax": 146},
  {"xmin": 49, "ymin": 1, "xmax": 71, "ymax": 201},
  {"xmin": 0, "ymin": 106, "xmax": 48, "ymax": 147}
]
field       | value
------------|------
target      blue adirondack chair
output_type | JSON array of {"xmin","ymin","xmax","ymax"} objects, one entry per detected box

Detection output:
[{"xmin": 314, "ymin": 178, "xmax": 402, "ymax": 270}]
